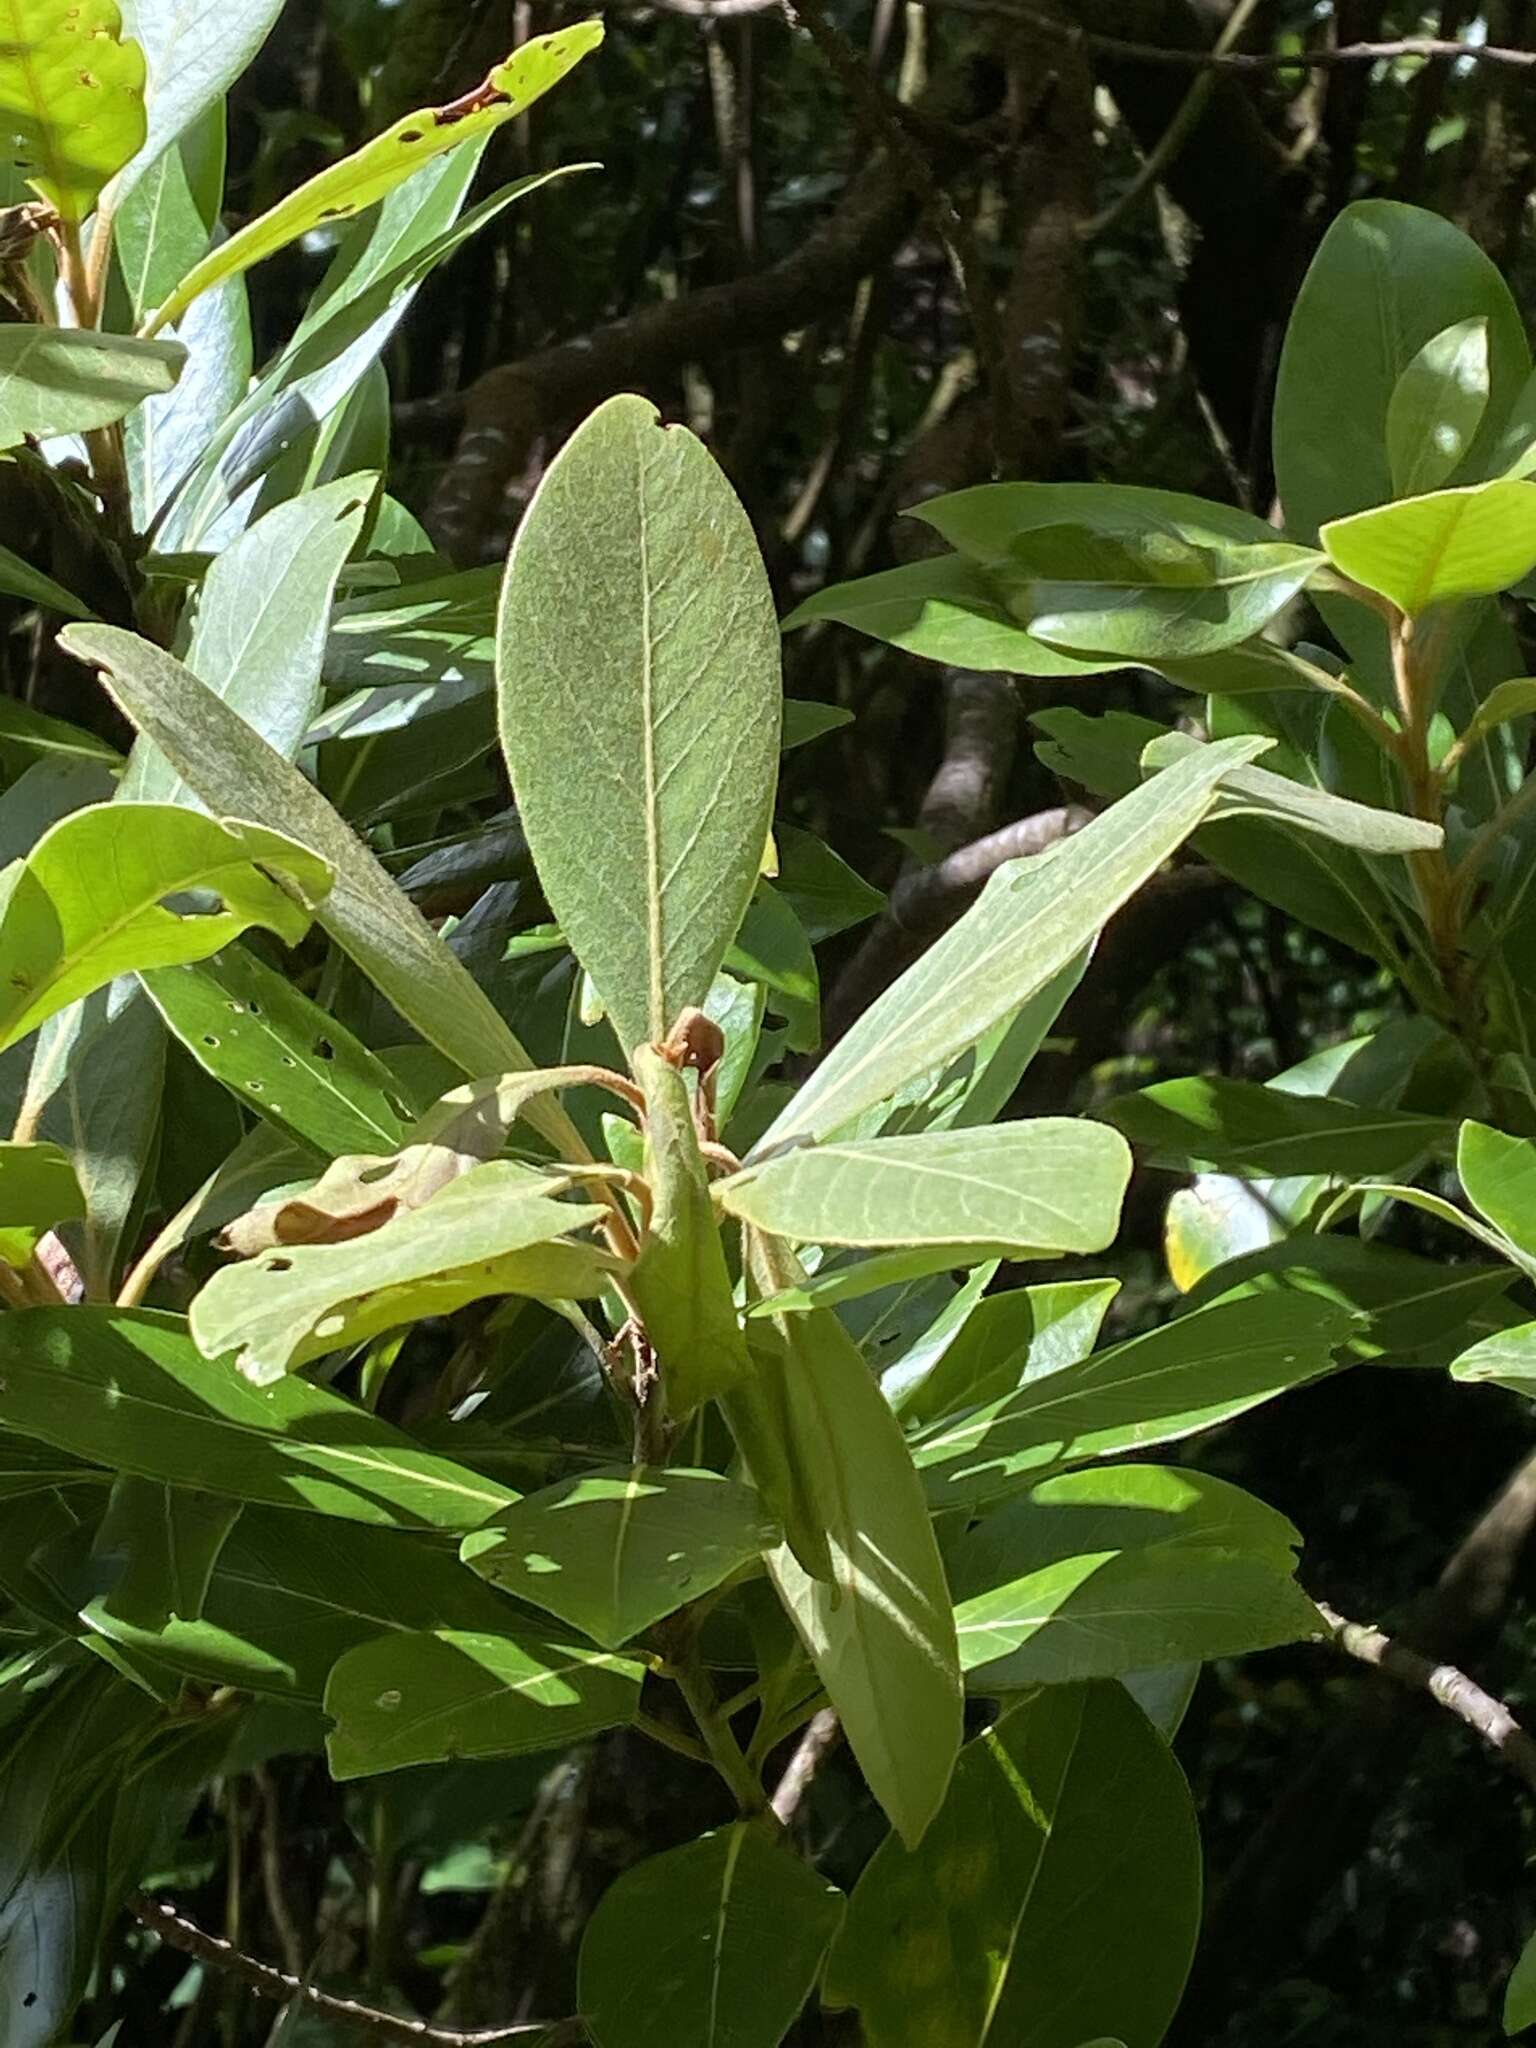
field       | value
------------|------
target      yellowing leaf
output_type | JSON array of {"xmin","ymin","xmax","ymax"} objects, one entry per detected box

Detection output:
[
  {"xmin": 0, "ymin": 0, "xmax": 146, "ymax": 221},
  {"xmin": 143, "ymin": 22, "xmax": 602, "ymax": 335},
  {"xmin": 1321, "ymin": 479, "xmax": 1536, "ymax": 614},
  {"xmin": 0, "ymin": 802, "xmax": 329, "ymax": 1054}
]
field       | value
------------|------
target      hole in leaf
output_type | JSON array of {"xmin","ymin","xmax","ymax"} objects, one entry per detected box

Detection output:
[
  {"xmin": 202, "ymin": 1034, "xmax": 219, "ymax": 1048},
  {"xmin": 314, "ymin": 1038, "xmax": 335, "ymax": 1061},
  {"xmin": 248, "ymin": 1080, "xmax": 263, "ymax": 1092},
  {"xmin": 266, "ymin": 1257, "xmax": 293, "ymax": 1273},
  {"xmin": 359, "ymin": 1164, "xmax": 394, "ymax": 1185},
  {"xmin": 280, "ymin": 1056, "xmax": 296, "ymax": 1068}
]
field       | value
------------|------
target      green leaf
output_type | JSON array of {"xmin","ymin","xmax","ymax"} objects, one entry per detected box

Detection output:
[
  {"xmin": 113, "ymin": 98, "xmax": 224, "ymax": 316},
  {"xmin": 1506, "ymin": 1927, "xmax": 1536, "ymax": 2035},
  {"xmin": 773, "ymin": 825, "xmax": 882, "ymax": 944},
  {"xmin": 995, "ymin": 524, "xmax": 1321, "ymax": 661},
  {"xmin": 324, "ymin": 1625, "xmax": 643, "ymax": 1778},
  {"xmin": 58, "ymin": 626, "xmax": 577, "ymax": 1153},
  {"xmin": 1449, "ymin": 678, "xmax": 1536, "ymax": 771},
  {"xmin": 725, "ymin": 882, "xmax": 819, "ymax": 1053},
  {"xmin": 719, "ymin": 1121, "xmax": 1131, "ymax": 1255},
  {"xmin": 748, "ymin": 1244, "xmax": 1003, "ymax": 1319},
  {"xmin": 113, "ymin": 0, "xmax": 282, "ymax": 200},
  {"xmin": 0, "ymin": 801, "xmax": 328, "ymax": 1053},
  {"xmin": 781, "ymin": 700, "xmax": 852, "ymax": 750},
  {"xmin": 1105, "ymin": 1076, "xmax": 1452, "ymax": 1178},
  {"xmin": 0, "ymin": 0, "xmax": 146, "ymax": 219},
  {"xmin": 0, "ymin": 540, "xmax": 93, "ymax": 617},
  {"xmin": 0, "ymin": 1308, "xmax": 519, "ymax": 1529},
  {"xmin": 1387, "ymin": 316, "xmax": 1490, "ymax": 497},
  {"xmin": 190, "ymin": 1160, "xmax": 613, "ymax": 1386},
  {"xmin": 823, "ymin": 1683, "xmax": 1201, "ymax": 2048},
  {"xmin": 1322, "ymin": 480, "xmax": 1536, "ymax": 615},
  {"xmin": 577, "ymin": 1823, "xmax": 845, "ymax": 2048},
  {"xmin": 911, "ymin": 478, "xmax": 1278, "ymax": 560},
  {"xmin": 121, "ymin": 476, "xmax": 370, "ymax": 805},
  {"xmin": 141, "ymin": 945, "xmax": 413, "ymax": 1157},
  {"xmin": 143, "ymin": 22, "xmax": 602, "ymax": 334},
  {"xmin": 739, "ymin": 1242, "xmax": 962, "ymax": 1846},
  {"xmin": 915, "ymin": 1292, "xmax": 1353, "ymax": 1509},
  {"xmin": 782, "ymin": 552, "xmax": 1131, "ymax": 678},
  {"xmin": 90, "ymin": 1476, "xmax": 240, "ymax": 1627},
  {"xmin": 0, "ymin": 695, "xmax": 117, "ymax": 778},
  {"xmin": 73, "ymin": 1504, "xmax": 518, "ymax": 1699},
  {"xmin": 1141, "ymin": 729, "xmax": 1444, "ymax": 854},
  {"xmin": 498, "ymin": 394, "xmax": 781, "ymax": 1057},
  {"xmin": 628, "ymin": 1044, "xmax": 752, "ymax": 1413},
  {"xmin": 754, "ymin": 735, "xmax": 1268, "ymax": 1151},
  {"xmin": 1458, "ymin": 1119, "xmax": 1536, "ymax": 1256},
  {"xmin": 0, "ymin": 327, "xmax": 182, "ymax": 448},
  {"xmin": 1180, "ymin": 1234, "xmax": 1518, "ymax": 1367},
  {"xmin": 1274, "ymin": 199, "xmax": 1531, "ymax": 539},
  {"xmin": 887, "ymin": 1277, "xmax": 1120, "ymax": 1430},
  {"xmin": 947, "ymin": 1464, "xmax": 1317, "ymax": 1685},
  {"xmin": 0, "ymin": 1139, "xmax": 83, "ymax": 1266},
  {"xmin": 462, "ymin": 1467, "xmax": 775, "ymax": 1650},
  {"xmin": 1450, "ymin": 1319, "xmax": 1536, "ymax": 1395}
]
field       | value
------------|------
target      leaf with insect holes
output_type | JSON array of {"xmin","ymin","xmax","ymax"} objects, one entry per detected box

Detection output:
[
  {"xmin": 191, "ymin": 1160, "xmax": 616, "ymax": 1385},
  {"xmin": 213, "ymin": 1064, "xmax": 617, "ymax": 1255},
  {"xmin": 0, "ymin": 0, "xmax": 146, "ymax": 220},
  {"xmin": 325, "ymin": 1626, "xmax": 643, "ymax": 1777},
  {"xmin": 143, "ymin": 22, "xmax": 602, "ymax": 334},
  {"xmin": 498, "ymin": 394, "xmax": 782, "ymax": 1057},
  {"xmin": 0, "ymin": 802, "xmax": 329, "ymax": 1054},
  {"xmin": 140, "ymin": 946, "xmax": 415, "ymax": 1161}
]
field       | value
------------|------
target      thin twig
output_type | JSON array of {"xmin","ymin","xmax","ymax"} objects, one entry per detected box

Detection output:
[
  {"xmin": 626, "ymin": 0, "xmax": 1535, "ymax": 57},
  {"xmin": 1316, "ymin": 1602, "xmax": 1536, "ymax": 1793},
  {"xmin": 913, "ymin": 3, "xmax": 1536, "ymax": 71},
  {"xmin": 770, "ymin": 1708, "xmax": 842, "ymax": 1824},
  {"xmin": 1079, "ymin": 0, "xmax": 1263, "ymax": 240},
  {"xmin": 129, "ymin": 1894, "xmax": 581, "ymax": 2046}
]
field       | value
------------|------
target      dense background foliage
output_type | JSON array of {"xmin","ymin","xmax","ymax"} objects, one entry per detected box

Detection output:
[{"xmin": 9, "ymin": 2, "xmax": 1536, "ymax": 2042}]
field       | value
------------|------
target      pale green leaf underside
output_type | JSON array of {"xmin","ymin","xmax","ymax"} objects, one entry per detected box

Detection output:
[
  {"xmin": 190, "ymin": 1160, "xmax": 613, "ymax": 1385},
  {"xmin": 721, "ymin": 1120, "xmax": 1132, "ymax": 1254},
  {"xmin": 498, "ymin": 393, "xmax": 782, "ymax": 1055},
  {"xmin": 755, "ymin": 735, "xmax": 1270, "ymax": 1152},
  {"xmin": 0, "ymin": 328, "xmax": 182, "ymax": 449}
]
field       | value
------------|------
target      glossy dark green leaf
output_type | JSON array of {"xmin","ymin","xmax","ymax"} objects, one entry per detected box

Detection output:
[
  {"xmin": 324, "ymin": 1625, "xmax": 643, "ymax": 1777},
  {"xmin": 578, "ymin": 1823, "xmax": 845, "ymax": 2048},
  {"xmin": 887, "ymin": 1277, "xmax": 1119, "ymax": 1430},
  {"xmin": 498, "ymin": 394, "xmax": 782, "ymax": 1056},
  {"xmin": 996, "ymin": 523, "xmax": 1321, "ymax": 661},
  {"xmin": 0, "ymin": 1309, "xmax": 518, "ymax": 1530},
  {"xmin": 1274, "ymin": 199, "xmax": 1531, "ymax": 539},
  {"xmin": 824, "ymin": 1682, "xmax": 1201, "ymax": 2048},
  {"xmin": 915, "ymin": 1292, "xmax": 1354, "ymax": 1509},
  {"xmin": 1105, "ymin": 1076, "xmax": 1452, "ymax": 1178},
  {"xmin": 782, "ymin": 552, "xmax": 1128, "ymax": 677},
  {"xmin": 947, "ymin": 1464, "xmax": 1317, "ymax": 1685},
  {"xmin": 464, "ymin": 1467, "xmax": 774, "ymax": 1651},
  {"xmin": 90, "ymin": 1476, "xmax": 239, "ymax": 1627}
]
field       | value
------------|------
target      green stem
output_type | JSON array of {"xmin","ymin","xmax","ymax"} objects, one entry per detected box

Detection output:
[{"xmin": 664, "ymin": 1632, "xmax": 767, "ymax": 1816}]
